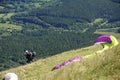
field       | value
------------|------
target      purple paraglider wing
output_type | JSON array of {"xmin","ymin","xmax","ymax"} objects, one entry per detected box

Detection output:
[
  {"xmin": 51, "ymin": 56, "xmax": 82, "ymax": 71},
  {"xmin": 95, "ymin": 35, "xmax": 112, "ymax": 44}
]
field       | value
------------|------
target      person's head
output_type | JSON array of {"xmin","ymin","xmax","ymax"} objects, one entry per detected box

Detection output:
[
  {"xmin": 25, "ymin": 50, "xmax": 29, "ymax": 53},
  {"xmin": 3, "ymin": 73, "xmax": 18, "ymax": 80}
]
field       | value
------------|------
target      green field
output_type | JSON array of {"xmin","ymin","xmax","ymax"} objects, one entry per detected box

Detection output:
[
  {"xmin": 0, "ymin": 23, "xmax": 22, "ymax": 38},
  {"xmin": 0, "ymin": 23, "xmax": 22, "ymax": 30},
  {"xmin": 0, "ymin": 6, "xmax": 4, "ymax": 9}
]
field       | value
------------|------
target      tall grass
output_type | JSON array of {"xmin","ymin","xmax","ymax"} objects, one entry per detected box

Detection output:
[
  {"xmin": 44, "ymin": 44, "xmax": 120, "ymax": 80},
  {"xmin": 0, "ymin": 43, "xmax": 120, "ymax": 80}
]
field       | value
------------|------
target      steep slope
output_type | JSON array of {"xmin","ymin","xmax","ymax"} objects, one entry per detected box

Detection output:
[
  {"xmin": 0, "ymin": 0, "xmax": 120, "ymax": 71},
  {"xmin": 0, "ymin": 40, "xmax": 120, "ymax": 80}
]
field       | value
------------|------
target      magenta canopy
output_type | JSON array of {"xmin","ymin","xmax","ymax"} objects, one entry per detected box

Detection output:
[{"xmin": 95, "ymin": 35, "xmax": 112, "ymax": 44}]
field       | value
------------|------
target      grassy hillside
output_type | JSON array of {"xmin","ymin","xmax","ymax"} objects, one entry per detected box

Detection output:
[
  {"xmin": 0, "ymin": 0, "xmax": 120, "ymax": 71},
  {"xmin": 0, "ymin": 39, "xmax": 120, "ymax": 80}
]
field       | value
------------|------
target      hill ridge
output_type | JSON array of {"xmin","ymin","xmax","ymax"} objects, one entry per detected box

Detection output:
[{"xmin": 0, "ymin": 42, "xmax": 120, "ymax": 80}]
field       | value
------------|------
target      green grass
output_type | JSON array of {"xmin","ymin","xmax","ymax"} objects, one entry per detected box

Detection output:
[
  {"xmin": 0, "ymin": 23, "xmax": 22, "ymax": 37},
  {"xmin": 0, "ymin": 6, "xmax": 4, "ymax": 10},
  {"xmin": 0, "ymin": 14, "xmax": 4, "ymax": 18},
  {"xmin": 0, "ymin": 40, "xmax": 120, "ymax": 80},
  {"xmin": 3, "ymin": 13, "xmax": 15, "ymax": 19},
  {"xmin": 0, "ymin": 23, "xmax": 22, "ymax": 31},
  {"xmin": 0, "ymin": 13, "xmax": 15, "ymax": 19}
]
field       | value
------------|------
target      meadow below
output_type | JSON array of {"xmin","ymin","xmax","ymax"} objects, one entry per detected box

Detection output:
[{"xmin": 0, "ymin": 39, "xmax": 120, "ymax": 80}]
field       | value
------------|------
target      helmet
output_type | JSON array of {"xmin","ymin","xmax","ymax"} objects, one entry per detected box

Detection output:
[
  {"xmin": 3, "ymin": 73, "xmax": 18, "ymax": 80},
  {"xmin": 25, "ymin": 50, "xmax": 29, "ymax": 53}
]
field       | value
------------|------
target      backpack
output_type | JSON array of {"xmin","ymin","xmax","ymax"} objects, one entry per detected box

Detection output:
[{"xmin": 32, "ymin": 52, "xmax": 36, "ymax": 57}]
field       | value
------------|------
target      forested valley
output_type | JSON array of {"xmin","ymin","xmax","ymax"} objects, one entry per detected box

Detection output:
[{"xmin": 0, "ymin": 0, "xmax": 120, "ymax": 71}]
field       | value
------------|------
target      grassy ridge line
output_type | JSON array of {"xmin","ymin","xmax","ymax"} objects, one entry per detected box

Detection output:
[
  {"xmin": 44, "ymin": 44, "xmax": 120, "ymax": 80},
  {"xmin": 0, "ymin": 44, "xmax": 102, "ymax": 80},
  {"xmin": 0, "ymin": 33, "xmax": 119, "ymax": 80},
  {"xmin": 1, "ymin": 43, "xmax": 120, "ymax": 80},
  {"xmin": 0, "ymin": 44, "xmax": 120, "ymax": 80}
]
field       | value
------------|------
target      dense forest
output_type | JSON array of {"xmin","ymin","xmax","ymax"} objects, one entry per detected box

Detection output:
[{"xmin": 0, "ymin": 0, "xmax": 120, "ymax": 71}]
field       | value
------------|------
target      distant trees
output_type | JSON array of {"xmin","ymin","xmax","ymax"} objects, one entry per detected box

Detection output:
[
  {"xmin": 110, "ymin": 0, "xmax": 120, "ymax": 3},
  {"xmin": 117, "ymin": 28, "xmax": 120, "ymax": 33}
]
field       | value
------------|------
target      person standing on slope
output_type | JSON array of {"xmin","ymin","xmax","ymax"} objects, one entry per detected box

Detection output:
[
  {"xmin": 95, "ymin": 35, "xmax": 119, "ymax": 53},
  {"xmin": 24, "ymin": 50, "xmax": 36, "ymax": 63}
]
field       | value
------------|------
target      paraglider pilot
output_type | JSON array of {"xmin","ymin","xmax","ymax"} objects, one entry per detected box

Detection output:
[
  {"xmin": 24, "ymin": 50, "xmax": 36, "ymax": 63},
  {"xmin": 95, "ymin": 35, "xmax": 119, "ymax": 53}
]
